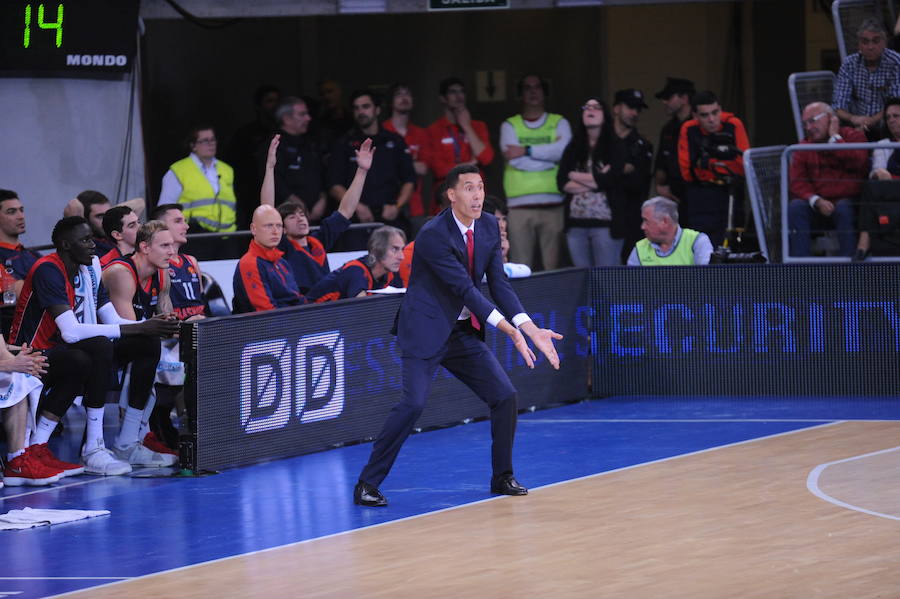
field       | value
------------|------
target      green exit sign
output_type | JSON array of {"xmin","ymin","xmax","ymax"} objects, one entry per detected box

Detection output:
[{"xmin": 428, "ymin": 0, "xmax": 509, "ymax": 10}]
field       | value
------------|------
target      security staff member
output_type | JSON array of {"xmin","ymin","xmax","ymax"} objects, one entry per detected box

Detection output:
[
  {"xmin": 159, "ymin": 126, "xmax": 237, "ymax": 233},
  {"xmin": 653, "ymin": 77, "xmax": 695, "ymax": 220},
  {"xmin": 627, "ymin": 197, "xmax": 713, "ymax": 266}
]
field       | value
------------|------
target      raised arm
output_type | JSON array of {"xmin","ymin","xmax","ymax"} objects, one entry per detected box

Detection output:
[
  {"xmin": 336, "ymin": 138, "xmax": 375, "ymax": 220},
  {"xmin": 260, "ymin": 134, "xmax": 281, "ymax": 207}
]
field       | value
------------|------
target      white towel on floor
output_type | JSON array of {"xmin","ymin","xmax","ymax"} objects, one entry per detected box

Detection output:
[{"xmin": 0, "ymin": 507, "xmax": 110, "ymax": 530}]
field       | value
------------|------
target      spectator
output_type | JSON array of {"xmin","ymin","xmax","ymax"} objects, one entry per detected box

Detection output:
[
  {"xmin": 833, "ymin": 18, "xmax": 900, "ymax": 140},
  {"xmin": 788, "ymin": 102, "xmax": 869, "ymax": 257},
  {"xmin": 484, "ymin": 195, "xmax": 531, "ymax": 278},
  {"xmin": 272, "ymin": 97, "xmax": 326, "ymax": 221},
  {"xmin": 1, "ymin": 339, "xmax": 55, "ymax": 486},
  {"xmin": 159, "ymin": 125, "xmax": 237, "ymax": 233},
  {"xmin": 383, "ymin": 83, "xmax": 432, "ymax": 222},
  {"xmin": 653, "ymin": 77, "xmax": 696, "ymax": 217},
  {"xmin": 869, "ymin": 97, "xmax": 900, "ymax": 180},
  {"xmin": 678, "ymin": 90, "xmax": 750, "ymax": 246},
  {"xmin": 328, "ymin": 90, "xmax": 415, "ymax": 233},
  {"xmin": 224, "ymin": 84, "xmax": 281, "ymax": 230},
  {"xmin": 501, "ymin": 74, "xmax": 572, "ymax": 271},
  {"xmin": 265, "ymin": 136, "xmax": 372, "ymax": 293},
  {"xmin": 426, "ymin": 77, "xmax": 495, "ymax": 208},
  {"xmin": 99, "ymin": 205, "xmax": 139, "ymax": 266},
  {"xmin": 306, "ymin": 226, "xmax": 405, "ymax": 302},
  {"xmin": 627, "ymin": 197, "xmax": 713, "ymax": 265},
  {"xmin": 0, "ymin": 189, "xmax": 41, "ymax": 297},
  {"xmin": 316, "ymin": 79, "xmax": 354, "ymax": 146},
  {"xmin": 232, "ymin": 205, "xmax": 305, "ymax": 313},
  {"xmin": 10, "ymin": 216, "xmax": 179, "ymax": 475},
  {"xmin": 557, "ymin": 97, "xmax": 622, "ymax": 266},
  {"xmin": 611, "ymin": 89, "xmax": 655, "ymax": 260},
  {"xmin": 151, "ymin": 203, "xmax": 205, "ymax": 321}
]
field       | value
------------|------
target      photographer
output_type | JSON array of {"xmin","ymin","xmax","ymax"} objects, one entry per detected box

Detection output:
[{"xmin": 678, "ymin": 91, "xmax": 750, "ymax": 246}]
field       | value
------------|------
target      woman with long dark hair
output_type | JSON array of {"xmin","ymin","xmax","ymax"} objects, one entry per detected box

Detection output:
[{"xmin": 557, "ymin": 98, "xmax": 623, "ymax": 266}]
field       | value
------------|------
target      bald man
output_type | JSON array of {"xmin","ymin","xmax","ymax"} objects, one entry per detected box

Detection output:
[{"xmin": 232, "ymin": 204, "xmax": 306, "ymax": 312}]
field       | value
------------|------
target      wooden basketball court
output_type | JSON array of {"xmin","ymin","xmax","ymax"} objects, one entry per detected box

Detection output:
[{"xmin": 60, "ymin": 420, "xmax": 900, "ymax": 598}]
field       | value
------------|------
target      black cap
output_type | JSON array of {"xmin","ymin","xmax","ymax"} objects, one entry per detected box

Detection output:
[
  {"xmin": 654, "ymin": 77, "xmax": 696, "ymax": 99},
  {"xmin": 613, "ymin": 88, "xmax": 649, "ymax": 109}
]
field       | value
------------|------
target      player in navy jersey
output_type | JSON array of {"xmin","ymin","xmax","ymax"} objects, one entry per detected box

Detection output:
[
  {"xmin": 306, "ymin": 225, "xmax": 405, "ymax": 302},
  {"xmin": 102, "ymin": 221, "xmax": 174, "ymax": 321},
  {"xmin": 10, "ymin": 217, "xmax": 179, "ymax": 476},
  {"xmin": 152, "ymin": 203, "xmax": 205, "ymax": 321},
  {"xmin": 261, "ymin": 134, "xmax": 370, "ymax": 293},
  {"xmin": 99, "ymin": 205, "xmax": 139, "ymax": 267},
  {"xmin": 0, "ymin": 190, "xmax": 41, "ymax": 298}
]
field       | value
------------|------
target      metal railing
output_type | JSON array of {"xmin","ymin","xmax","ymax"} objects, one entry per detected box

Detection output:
[{"xmin": 744, "ymin": 146, "xmax": 787, "ymax": 263}]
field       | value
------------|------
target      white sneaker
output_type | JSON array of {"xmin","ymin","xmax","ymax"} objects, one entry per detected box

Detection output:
[
  {"xmin": 112, "ymin": 442, "xmax": 177, "ymax": 467},
  {"xmin": 82, "ymin": 446, "xmax": 133, "ymax": 476}
]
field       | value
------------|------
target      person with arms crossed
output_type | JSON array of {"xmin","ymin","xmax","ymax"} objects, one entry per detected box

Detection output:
[{"xmin": 354, "ymin": 164, "xmax": 563, "ymax": 507}]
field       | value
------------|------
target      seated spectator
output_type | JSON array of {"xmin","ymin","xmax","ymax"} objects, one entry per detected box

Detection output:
[
  {"xmin": 855, "ymin": 98, "xmax": 900, "ymax": 258},
  {"xmin": 99, "ymin": 205, "xmax": 139, "ymax": 266},
  {"xmin": 788, "ymin": 102, "xmax": 869, "ymax": 257},
  {"xmin": 10, "ymin": 217, "xmax": 179, "ymax": 476},
  {"xmin": 1, "ymin": 340, "xmax": 55, "ymax": 486},
  {"xmin": 627, "ymin": 197, "xmax": 713, "ymax": 265},
  {"xmin": 233, "ymin": 205, "xmax": 305, "ymax": 312},
  {"xmin": 328, "ymin": 90, "xmax": 415, "ymax": 233},
  {"xmin": 833, "ymin": 18, "xmax": 900, "ymax": 140},
  {"xmin": 159, "ymin": 125, "xmax": 237, "ymax": 233},
  {"xmin": 306, "ymin": 226, "xmax": 405, "ymax": 302},
  {"xmin": 483, "ymin": 195, "xmax": 531, "ymax": 278},
  {"xmin": 263, "ymin": 135, "xmax": 371, "ymax": 293},
  {"xmin": 0, "ymin": 189, "xmax": 41, "ymax": 297}
]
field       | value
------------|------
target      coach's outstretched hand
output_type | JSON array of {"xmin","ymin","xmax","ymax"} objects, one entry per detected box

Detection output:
[
  {"xmin": 500, "ymin": 320, "xmax": 563, "ymax": 370},
  {"xmin": 519, "ymin": 321, "xmax": 563, "ymax": 370}
]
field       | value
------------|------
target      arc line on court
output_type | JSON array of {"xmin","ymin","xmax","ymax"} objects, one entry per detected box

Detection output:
[{"xmin": 806, "ymin": 445, "xmax": 900, "ymax": 522}]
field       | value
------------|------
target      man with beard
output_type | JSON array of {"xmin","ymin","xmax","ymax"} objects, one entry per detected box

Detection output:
[
  {"xmin": 611, "ymin": 89, "xmax": 654, "ymax": 261},
  {"xmin": 0, "ymin": 190, "xmax": 41, "ymax": 297},
  {"xmin": 328, "ymin": 90, "xmax": 415, "ymax": 234},
  {"xmin": 383, "ymin": 83, "xmax": 432, "ymax": 222}
]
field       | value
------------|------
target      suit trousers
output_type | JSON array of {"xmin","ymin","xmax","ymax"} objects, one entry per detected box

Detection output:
[{"xmin": 359, "ymin": 326, "xmax": 519, "ymax": 487}]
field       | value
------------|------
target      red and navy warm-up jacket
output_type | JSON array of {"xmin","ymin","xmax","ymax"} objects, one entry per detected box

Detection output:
[{"xmin": 232, "ymin": 240, "xmax": 306, "ymax": 313}]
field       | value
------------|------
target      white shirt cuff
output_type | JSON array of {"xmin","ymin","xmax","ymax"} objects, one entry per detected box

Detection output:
[
  {"xmin": 808, "ymin": 195, "xmax": 821, "ymax": 209},
  {"xmin": 486, "ymin": 310, "xmax": 504, "ymax": 328},
  {"xmin": 511, "ymin": 313, "xmax": 532, "ymax": 328}
]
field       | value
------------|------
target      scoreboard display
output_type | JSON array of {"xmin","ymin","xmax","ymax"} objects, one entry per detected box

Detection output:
[{"xmin": 0, "ymin": 1, "xmax": 140, "ymax": 76}]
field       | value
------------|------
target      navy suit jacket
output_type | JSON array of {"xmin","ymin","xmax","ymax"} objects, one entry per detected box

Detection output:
[{"xmin": 396, "ymin": 208, "xmax": 525, "ymax": 359}]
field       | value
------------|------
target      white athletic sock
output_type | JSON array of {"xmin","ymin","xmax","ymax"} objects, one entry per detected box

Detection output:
[
  {"xmin": 83, "ymin": 407, "xmax": 106, "ymax": 453},
  {"xmin": 7, "ymin": 449, "xmax": 25, "ymax": 461},
  {"xmin": 115, "ymin": 407, "xmax": 143, "ymax": 449},
  {"xmin": 30, "ymin": 416, "xmax": 58, "ymax": 446},
  {"xmin": 138, "ymin": 393, "xmax": 156, "ymax": 439}
]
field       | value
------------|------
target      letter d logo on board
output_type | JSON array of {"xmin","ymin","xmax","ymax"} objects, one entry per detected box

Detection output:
[
  {"xmin": 296, "ymin": 331, "xmax": 345, "ymax": 423},
  {"xmin": 240, "ymin": 339, "xmax": 291, "ymax": 434}
]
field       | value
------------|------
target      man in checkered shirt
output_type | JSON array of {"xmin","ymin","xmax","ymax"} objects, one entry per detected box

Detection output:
[{"xmin": 833, "ymin": 17, "xmax": 900, "ymax": 140}]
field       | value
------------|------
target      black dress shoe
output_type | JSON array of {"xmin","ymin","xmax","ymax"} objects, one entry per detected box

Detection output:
[
  {"xmin": 354, "ymin": 481, "xmax": 388, "ymax": 507},
  {"xmin": 490, "ymin": 474, "xmax": 528, "ymax": 496}
]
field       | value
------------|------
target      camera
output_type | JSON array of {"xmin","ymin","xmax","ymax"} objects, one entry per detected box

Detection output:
[
  {"xmin": 709, "ymin": 246, "xmax": 766, "ymax": 264},
  {"xmin": 699, "ymin": 131, "xmax": 742, "ymax": 170}
]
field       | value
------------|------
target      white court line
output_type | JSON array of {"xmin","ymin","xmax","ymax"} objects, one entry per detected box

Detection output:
[
  {"xmin": 807, "ymin": 445, "xmax": 900, "ymax": 522},
  {"xmin": 0, "ymin": 578, "xmax": 128, "ymax": 581},
  {"xmin": 45, "ymin": 420, "xmax": 840, "ymax": 598},
  {"xmin": 0, "ymin": 477, "xmax": 112, "ymax": 502}
]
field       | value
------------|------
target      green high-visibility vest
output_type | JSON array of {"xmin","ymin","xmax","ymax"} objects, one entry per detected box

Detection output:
[
  {"xmin": 502, "ymin": 113, "xmax": 562, "ymax": 199},
  {"xmin": 635, "ymin": 228, "xmax": 701, "ymax": 266},
  {"xmin": 170, "ymin": 157, "xmax": 237, "ymax": 232}
]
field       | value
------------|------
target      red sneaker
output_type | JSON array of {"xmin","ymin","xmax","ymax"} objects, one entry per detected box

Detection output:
[
  {"xmin": 142, "ymin": 432, "xmax": 178, "ymax": 457},
  {"xmin": 28, "ymin": 443, "xmax": 86, "ymax": 477},
  {"xmin": 3, "ymin": 452, "xmax": 63, "ymax": 486}
]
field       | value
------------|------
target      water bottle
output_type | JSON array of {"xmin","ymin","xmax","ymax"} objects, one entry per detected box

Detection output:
[{"xmin": 1, "ymin": 268, "xmax": 16, "ymax": 305}]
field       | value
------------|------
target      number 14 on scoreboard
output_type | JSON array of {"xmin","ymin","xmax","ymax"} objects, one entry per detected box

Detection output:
[{"xmin": 23, "ymin": 3, "xmax": 64, "ymax": 49}]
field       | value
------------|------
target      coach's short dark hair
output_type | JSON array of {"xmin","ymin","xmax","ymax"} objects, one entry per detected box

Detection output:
[{"xmin": 445, "ymin": 164, "xmax": 481, "ymax": 190}]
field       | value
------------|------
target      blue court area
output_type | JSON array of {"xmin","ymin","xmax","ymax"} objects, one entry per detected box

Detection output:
[{"xmin": 2, "ymin": 396, "xmax": 898, "ymax": 598}]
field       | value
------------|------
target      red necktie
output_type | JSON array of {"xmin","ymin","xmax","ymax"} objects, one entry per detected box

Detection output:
[{"xmin": 465, "ymin": 229, "xmax": 480, "ymax": 331}]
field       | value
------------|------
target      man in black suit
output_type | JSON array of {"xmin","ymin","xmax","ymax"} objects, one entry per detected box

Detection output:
[{"xmin": 354, "ymin": 164, "xmax": 562, "ymax": 507}]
